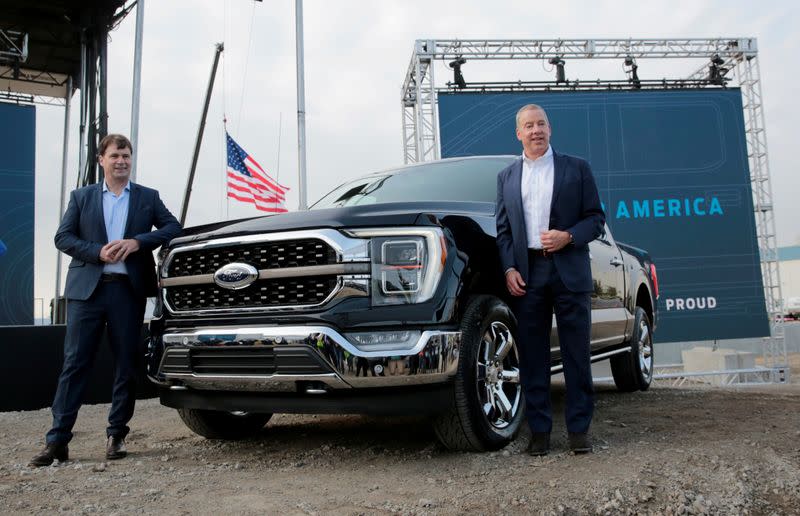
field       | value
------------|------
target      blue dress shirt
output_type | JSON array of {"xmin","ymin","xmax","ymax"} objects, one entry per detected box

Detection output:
[{"xmin": 102, "ymin": 181, "xmax": 131, "ymax": 274}]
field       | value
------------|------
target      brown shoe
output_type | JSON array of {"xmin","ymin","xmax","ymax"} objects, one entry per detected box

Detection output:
[
  {"xmin": 568, "ymin": 432, "xmax": 592, "ymax": 454},
  {"xmin": 29, "ymin": 442, "xmax": 69, "ymax": 467},
  {"xmin": 526, "ymin": 433, "xmax": 550, "ymax": 456},
  {"xmin": 106, "ymin": 436, "xmax": 127, "ymax": 460}
]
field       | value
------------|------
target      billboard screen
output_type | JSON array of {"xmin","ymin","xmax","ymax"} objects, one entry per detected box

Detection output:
[
  {"xmin": 0, "ymin": 102, "xmax": 35, "ymax": 325},
  {"xmin": 438, "ymin": 89, "xmax": 768, "ymax": 342}
]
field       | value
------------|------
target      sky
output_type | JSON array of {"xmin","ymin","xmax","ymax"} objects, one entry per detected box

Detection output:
[{"xmin": 28, "ymin": 0, "xmax": 800, "ymax": 313}]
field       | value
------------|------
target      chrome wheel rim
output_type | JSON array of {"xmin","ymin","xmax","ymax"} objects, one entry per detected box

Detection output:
[
  {"xmin": 476, "ymin": 321, "xmax": 522, "ymax": 429},
  {"xmin": 637, "ymin": 318, "xmax": 653, "ymax": 382}
]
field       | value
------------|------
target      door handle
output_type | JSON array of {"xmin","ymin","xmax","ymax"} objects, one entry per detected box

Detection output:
[{"xmin": 610, "ymin": 257, "xmax": 623, "ymax": 267}]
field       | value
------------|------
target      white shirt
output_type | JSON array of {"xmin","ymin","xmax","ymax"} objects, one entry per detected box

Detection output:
[{"xmin": 521, "ymin": 146, "xmax": 554, "ymax": 249}]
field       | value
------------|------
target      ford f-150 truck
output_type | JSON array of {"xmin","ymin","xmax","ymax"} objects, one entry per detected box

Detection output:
[{"xmin": 147, "ymin": 156, "xmax": 658, "ymax": 451}]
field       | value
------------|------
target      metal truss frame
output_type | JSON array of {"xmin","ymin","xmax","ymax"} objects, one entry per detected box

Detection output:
[
  {"xmin": 0, "ymin": 28, "xmax": 27, "ymax": 62},
  {"xmin": 650, "ymin": 363, "xmax": 788, "ymax": 386},
  {"xmin": 401, "ymin": 37, "xmax": 787, "ymax": 383},
  {"xmin": 402, "ymin": 38, "xmax": 758, "ymax": 163}
]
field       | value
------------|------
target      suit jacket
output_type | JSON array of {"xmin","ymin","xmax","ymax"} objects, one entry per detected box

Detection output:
[
  {"xmin": 496, "ymin": 150, "xmax": 605, "ymax": 293},
  {"xmin": 55, "ymin": 182, "xmax": 182, "ymax": 301}
]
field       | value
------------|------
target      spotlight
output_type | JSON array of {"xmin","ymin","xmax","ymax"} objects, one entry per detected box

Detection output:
[
  {"xmin": 708, "ymin": 54, "xmax": 729, "ymax": 85},
  {"xmin": 624, "ymin": 56, "xmax": 641, "ymax": 90},
  {"xmin": 549, "ymin": 57, "xmax": 565, "ymax": 83},
  {"xmin": 449, "ymin": 57, "xmax": 467, "ymax": 89}
]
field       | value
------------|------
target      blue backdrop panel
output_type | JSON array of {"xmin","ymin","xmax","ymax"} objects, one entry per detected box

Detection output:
[
  {"xmin": 438, "ymin": 90, "xmax": 768, "ymax": 343},
  {"xmin": 0, "ymin": 102, "xmax": 35, "ymax": 325}
]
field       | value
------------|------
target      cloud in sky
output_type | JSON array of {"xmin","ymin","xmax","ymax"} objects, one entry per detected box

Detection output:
[{"xmin": 30, "ymin": 0, "xmax": 800, "ymax": 308}]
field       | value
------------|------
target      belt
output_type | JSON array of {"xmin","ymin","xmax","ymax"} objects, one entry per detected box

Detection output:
[
  {"xmin": 528, "ymin": 248, "xmax": 551, "ymax": 258},
  {"xmin": 101, "ymin": 272, "xmax": 129, "ymax": 282}
]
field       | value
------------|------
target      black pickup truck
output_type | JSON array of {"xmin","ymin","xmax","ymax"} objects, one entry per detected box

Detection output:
[{"xmin": 147, "ymin": 156, "xmax": 658, "ymax": 451}]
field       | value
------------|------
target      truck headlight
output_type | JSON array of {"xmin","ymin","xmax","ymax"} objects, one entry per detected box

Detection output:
[
  {"xmin": 349, "ymin": 227, "xmax": 446, "ymax": 306},
  {"xmin": 153, "ymin": 248, "xmax": 170, "ymax": 318}
]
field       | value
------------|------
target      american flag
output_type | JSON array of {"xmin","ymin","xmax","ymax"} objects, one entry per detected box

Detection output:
[{"xmin": 226, "ymin": 132, "xmax": 289, "ymax": 213}]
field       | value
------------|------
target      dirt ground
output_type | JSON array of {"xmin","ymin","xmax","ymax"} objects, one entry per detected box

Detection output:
[{"xmin": 1, "ymin": 383, "xmax": 799, "ymax": 515}]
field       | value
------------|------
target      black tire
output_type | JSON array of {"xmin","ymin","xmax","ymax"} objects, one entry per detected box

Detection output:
[
  {"xmin": 610, "ymin": 306, "xmax": 653, "ymax": 392},
  {"xmin": 433, "ymin": 295, "xmax": 525, "ymax": 451},
  {"xmin": 177, "ymin": 408, "xmax": 272, "ymax": 440}
]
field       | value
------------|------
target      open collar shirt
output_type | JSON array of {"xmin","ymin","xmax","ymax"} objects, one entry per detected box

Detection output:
[
  {"xmin": 521, "ymin": 145, "xmax": 554, "ymax": 250},
  {"xmin": 102, "ymin": 181, "xmax": 131, "ymax": 275}
]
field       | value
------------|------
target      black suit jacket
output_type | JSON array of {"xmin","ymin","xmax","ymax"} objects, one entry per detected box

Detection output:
[
  {"xmin": 55, "ymin": 182, "xmax": 182, "ymax": 300},
  {"xmin": 496, "ymin": 151, "xmax": 605, "ymax": 293}
]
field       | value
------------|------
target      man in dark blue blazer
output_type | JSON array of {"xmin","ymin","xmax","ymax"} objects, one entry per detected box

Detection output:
[
  {"xmin": 30, "ymin": 134, "xmax": 181, "ymax": 467},
  {"xmin": 496, "ymin": 105, "xmax": 605, "ymax": 456}
]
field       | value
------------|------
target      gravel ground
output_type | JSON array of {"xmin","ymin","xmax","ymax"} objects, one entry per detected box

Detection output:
[{"xmin": 1, "ymin": 383, "xmax": 799, "ymax": 515}]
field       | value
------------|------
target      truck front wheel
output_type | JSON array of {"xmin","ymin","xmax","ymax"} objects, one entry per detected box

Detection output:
[
  {"xmin": 177, "ymin": 408, "xmax": 273, "ymax": 440},
  {"xmin": 433, "ymin": 295, "xmax": 524, "ymax": 451},
  {"xmin": 610, "ymin": 306, "xmax": 654, "ymax": 392}
]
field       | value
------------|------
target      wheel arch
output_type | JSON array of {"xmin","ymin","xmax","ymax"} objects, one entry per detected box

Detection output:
[{"xmin": 635, "ymin": 282, "xmax": 654, "ymax": 325}]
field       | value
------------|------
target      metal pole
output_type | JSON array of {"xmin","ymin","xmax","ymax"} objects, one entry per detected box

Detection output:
[
  {"xmin": 295, "ymin": 0, "xmax": 308, "ymax": 210},
  {"xmin": 77, "ymin": 30, "xmax": 87, "ymax": 188},
  {"xmin": 130, "ymin": 0, "xmax": 145, "ymax": 181},
  {"xmin": 54, "ymin": 76, "xmax": 72, "ymax": 324},
  {"xmin": 180, "ymin": 42, "xmax": 224, "ymax": 225},
  {"xmin": 86, "ymin": 32, "xmax": 98, "ymax": 185},
  {"xmin": 98, "ymin": 29, "xmax": 108, "ymax": 140},
  {"xmin": 276, "ymin": 112, "xmax": 282, "ymax": 210}
]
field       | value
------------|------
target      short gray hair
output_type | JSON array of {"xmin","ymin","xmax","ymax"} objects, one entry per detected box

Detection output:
[{"xmin": 515, "ymin": 104, "xmax": 549, "ymax": 128}]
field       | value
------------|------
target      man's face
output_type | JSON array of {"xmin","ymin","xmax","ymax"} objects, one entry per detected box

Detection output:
[
  {"xmin": 516, "ymin": 108, "xmax": 551, "ymax": 159},
  {"xmin": 98, "ymin": 144, "xmax": 132, "ymax": 183}
]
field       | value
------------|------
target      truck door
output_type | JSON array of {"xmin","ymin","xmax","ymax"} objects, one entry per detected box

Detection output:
[{"xmin": 588, "ymin": 224, "xmax": 628, "ymax": 349}]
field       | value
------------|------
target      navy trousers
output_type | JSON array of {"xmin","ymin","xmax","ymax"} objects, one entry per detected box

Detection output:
[
  {"xmin": 47, "ymin": 278, "xmax": 145, "ymax": 445},
  {"xmin": 515, "ymin": 254, "xmax": 594, "ymax": 434}
]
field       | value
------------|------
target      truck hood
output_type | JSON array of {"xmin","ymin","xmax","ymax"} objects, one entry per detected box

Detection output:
[{"xmin": 171, "ymin": 201, "xmax": 494, "ymax": 245}]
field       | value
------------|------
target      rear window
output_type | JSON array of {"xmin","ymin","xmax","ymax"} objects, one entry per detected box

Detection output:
[{"xmin": 311, "ymin": 157, "xmax": 514, "ymax": 209}]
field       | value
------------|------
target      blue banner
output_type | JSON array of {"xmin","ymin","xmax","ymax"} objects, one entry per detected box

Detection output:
[
  {"xmin": 438, "ymin": 89, "xmax": 769, "ymax": 342},
  {"xmin": 0, "ymin": 102, "xmax": 35, "ymax": 325}
]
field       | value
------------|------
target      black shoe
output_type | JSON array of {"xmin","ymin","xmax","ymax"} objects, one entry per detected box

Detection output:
[
  {"xmin": 526, "ymin": 433, "xmax": 550, "ymax": 456},
  {"xmin": 106, "ymin": 436, "xmax": 127, "ymax": 460},
  {"xmin": 568, "ymin": 432, "xmax": 592, "ymax": 454},
  {"xmin": 29, "ymin": 442, "xmax": 69, "ymax": 467}
]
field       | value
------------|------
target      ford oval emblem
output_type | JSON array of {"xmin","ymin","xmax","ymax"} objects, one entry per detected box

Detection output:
[{"xmin": 213, "ymin": 262, "xmax": 259, "ymax": 290}]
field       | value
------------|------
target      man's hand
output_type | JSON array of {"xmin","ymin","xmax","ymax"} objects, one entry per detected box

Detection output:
[
  {"xmin": 100, "ymin": 239, "xmax": 140, "ymax": 263},
  {"xmin": 540, "ymin": 230, "xmax": 572, "ymax": 253},
  {"xmin": 505, "ymin": 269, "xmax": 527, "ymax": 297}
]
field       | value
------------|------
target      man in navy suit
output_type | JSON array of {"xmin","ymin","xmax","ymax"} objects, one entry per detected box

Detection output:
[
  {"xmin": 496, "ymin": 105, "xmax": 604, "ymax": 456},
  {"xmin": 30, "ymin": 134, "xmax": 181, "ymax": 467}
]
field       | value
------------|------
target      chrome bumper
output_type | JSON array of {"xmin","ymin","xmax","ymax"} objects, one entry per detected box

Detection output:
[{"xmin": 152, "ymin": 326, "xmax": 461, "ymax": 391}]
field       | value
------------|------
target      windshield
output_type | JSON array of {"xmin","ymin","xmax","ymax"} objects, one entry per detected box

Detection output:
[{"xmin": 310, "ymin": 157, "xmax": 514, "ymax": 209}]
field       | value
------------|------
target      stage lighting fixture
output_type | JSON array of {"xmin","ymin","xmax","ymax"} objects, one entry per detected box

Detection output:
[
  {"xmin": 449, "ymin": 57, "xmax": 467, "ymax": 89},
  {"xmin": 624, "ymin": 57, "xmax": 641, "ymax": 89},
  {"xmin": 548, "ymin": 57, "xmax": 565, "ymax": 83},
  {"xmin": 708, "ymin": 54, "xmax": 729, "ymax": 85}
]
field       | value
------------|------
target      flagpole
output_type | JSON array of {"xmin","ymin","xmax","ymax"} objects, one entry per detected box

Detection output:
[
  {"xmin": 295, "ymin": 0, "xmax": 308, "ymax": 210},
  {"xmin": 276, "ymin": 112, "xmax": 282, "ymax": 212},
  {"xmin": 129, "ymin": 0, "xmax": 144, "ymax": 182},
  {"xmin": 222, "ymin": 118, "xmax": 228, "ymax": 221}
]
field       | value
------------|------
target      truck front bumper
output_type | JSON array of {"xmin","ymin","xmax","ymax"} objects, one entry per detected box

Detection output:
[{"xmin": 148, "ymin": 326, "xmax": 461, "ymax": 392}]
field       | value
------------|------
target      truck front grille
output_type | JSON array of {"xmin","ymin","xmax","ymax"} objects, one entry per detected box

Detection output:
[
  {"xmin": 160, "ymin": 230, "xmax": 370, "ymax": 314},
  {"xmin": 166, "ymin": 277, "xmax": 339, "ymax": 311},
  {"xmin": 166, "ymin": 238, "xmax": 337, "ymax": 277}
]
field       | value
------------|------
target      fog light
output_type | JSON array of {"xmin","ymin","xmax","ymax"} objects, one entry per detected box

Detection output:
[{"xmin": 346, "ymin": 331, "xmax": 421, "ymax": 352}]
